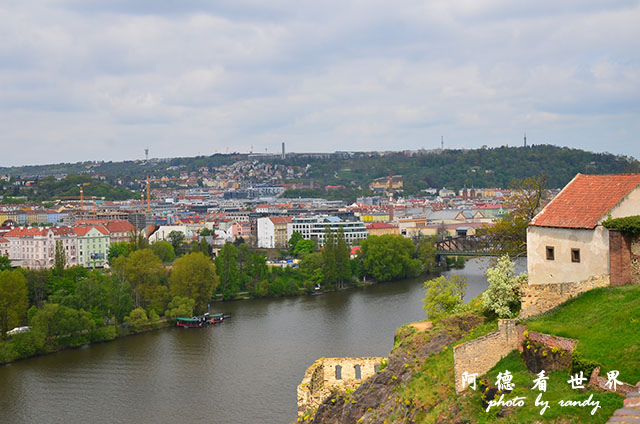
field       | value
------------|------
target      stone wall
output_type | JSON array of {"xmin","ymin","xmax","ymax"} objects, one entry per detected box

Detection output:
[
  {"xmin": 516, "ymin": 327, "xmax": 577, "ymax": 354},
  {"xmin": 519, "ymin": 274, "xmax": 609, "ymax": 318},
  {"xmin": 453, "ymin": 319, "xmax": 519, "ymax": 393},
  {"xmin": 297, "ymin": 356, "xmax": 385, "ymax": 416},
  {"xmin": 590, "ymin": 366, "xmax": 639, "ymax": 396},
  {"xmin": 631, "ymin": 238, "xmax": 640, "ymax": 285}
]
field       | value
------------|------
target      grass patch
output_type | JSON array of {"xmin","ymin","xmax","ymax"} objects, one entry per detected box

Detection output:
[
  {"xmin": 523, "ymin": 284, "xmax": 640, "ymax": 383},
  {"xmin": 459, "ymin": 351, "xmax": 623, "ymax": 424}
]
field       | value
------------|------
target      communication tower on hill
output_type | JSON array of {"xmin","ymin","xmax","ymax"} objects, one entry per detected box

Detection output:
[{"xmin": 145, "ymin": 148, "xmax": 149, "ymax": 161}]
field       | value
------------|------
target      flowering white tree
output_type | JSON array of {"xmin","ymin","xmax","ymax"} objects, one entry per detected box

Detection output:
[{"xmin": 482, "ymin": 255, "xmax": 527, "ymax": 318}]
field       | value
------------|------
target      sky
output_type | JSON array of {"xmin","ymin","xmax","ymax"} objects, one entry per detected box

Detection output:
[{"xmin": 1, "ymin": 0, "xmax": 639, "ymax": 166}]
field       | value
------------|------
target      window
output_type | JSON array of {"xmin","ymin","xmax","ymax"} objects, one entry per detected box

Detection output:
[
  {"xmin": 354, "ymin": 364, "xmax": 362, "ymax": 380},
  {"xmin": 335, "ymin": 365, "xmax": 342, "ymax": 380},
  {"xmin": 546, "ymin": 246, "xmax": 554, "ymax": 260},
  {"xmin": 571, "ymin": 248, "xmax": 580, "ymax": 263}
]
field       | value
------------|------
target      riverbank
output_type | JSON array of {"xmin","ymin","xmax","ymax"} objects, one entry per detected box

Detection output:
[{"xmin": 299, "ymin": 285, "xmax": 637, "ymax": 423}]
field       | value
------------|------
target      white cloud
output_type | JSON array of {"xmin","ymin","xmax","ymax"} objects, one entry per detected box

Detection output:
[{"xmin": 0, "ymin": 1, "xmax": 639, "ymax": 166}]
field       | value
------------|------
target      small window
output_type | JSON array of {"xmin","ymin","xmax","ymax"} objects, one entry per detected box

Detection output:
[
  {"xmin": 546, "ymin": 246, "xmax": 555, "ymax": 260},
  {"xmin": 571, "ymin": 248, "xmax": 580, "ymax": 263},
  {"xmin": 354, "ymin": 364, "xmax": 362, "ymax": 380},
  {"xmin": 335, "ymin": 365, "xmax": 342, "ymax": 380}
]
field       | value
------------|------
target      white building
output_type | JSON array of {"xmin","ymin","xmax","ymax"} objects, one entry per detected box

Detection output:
[
  {"xmin": 149, "ymin": 225, "xmax": 194, "ymax": 243},
  {"xmin": 257, "ymin": 216, "xmax": 291, "ymax": 248},
  {"xmin": 527, "ymin": 173, "xmax": 640, "ymax": 285},
  {"xmin": 286, "ymin": 215, "xmax": 368, "ymax": 247}
]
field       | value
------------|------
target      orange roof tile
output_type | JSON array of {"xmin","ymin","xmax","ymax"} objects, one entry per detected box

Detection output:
[
  {"xmin": 270, "ymin": 216, "xmax": 292, "ymax": 224},
  {"xmin": 530, "ymin": 174, "xmax": 640, "ymax": 229},
  {"xmin": 366, "ymin": 222, "xmax": 397, "ymax": 229},
  {"xmin": 105, "ymin": 220, "xmax": 134, "ymax": 233}
]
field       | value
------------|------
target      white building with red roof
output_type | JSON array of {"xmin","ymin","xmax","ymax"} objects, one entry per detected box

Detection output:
[
  {"xmin": 257, "ymin": 216, "xmax": 292, "ymax": 248},
  {"xmin": 527, "ymin": 173, "xmax": 640, "ymax": 286},
  {"xmin": 73, "ymin": 225, "xmax": 110, "ymax": 268}
]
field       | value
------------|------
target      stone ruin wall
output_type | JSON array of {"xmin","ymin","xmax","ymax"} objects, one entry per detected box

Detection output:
[
  {"xmin": 297, "ymin": 357, "xmax": 385, "ymax": 416},
  {"xmin": 453, "ymin": 319, "xmax": 519, "ymax": 393}
]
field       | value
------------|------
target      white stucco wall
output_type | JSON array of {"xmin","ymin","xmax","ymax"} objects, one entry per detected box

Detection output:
[
  {"xmin": 606, "ymin": 186, "xmax": 640, "ymax": 220},
  {"xmin": 527, "ymin": 226, "xmax": 609, "ymax": 284}
]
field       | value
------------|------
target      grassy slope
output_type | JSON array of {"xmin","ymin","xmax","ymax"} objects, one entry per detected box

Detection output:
[{"xmin": 524, "ymin": 284, "xmax": 640, "ymax": 384}]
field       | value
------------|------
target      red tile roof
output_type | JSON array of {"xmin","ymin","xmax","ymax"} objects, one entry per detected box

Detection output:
[
  {"xmin": 530, "ymin": 174, "xmax": 640, "ymax": 229},
  {"xmin": 73, "ymin": 225, "xmax": 109, "ymax": 236},
  {"xmin": 366, "ymin": 222, "xmax": 397, "ymax": 229},
  {"xmin": 105, "ymin": 220, "xmax": 134, "ymax": 233},
  {"xmin": 270, "ymin": 216, "xmax": 292, "ymax": 224}
]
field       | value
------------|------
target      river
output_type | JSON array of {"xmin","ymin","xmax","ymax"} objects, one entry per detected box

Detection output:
[{"xmin": 0, "ymin": 258, "xmax": 515, "ymax": 424}]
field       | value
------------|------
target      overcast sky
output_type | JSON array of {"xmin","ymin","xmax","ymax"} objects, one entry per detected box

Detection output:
[{"xmin": 1, "ymin": 1, "xmax": 639, "ymax": 166}]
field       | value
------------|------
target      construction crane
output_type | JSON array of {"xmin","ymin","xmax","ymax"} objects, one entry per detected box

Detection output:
[
  {"xmin": 146, "ymin": 175, "xmax": 151, "ymax": 212},
  {"xmin": 77, "ymin": 182, "xmax": 90, "ymax": 211}
]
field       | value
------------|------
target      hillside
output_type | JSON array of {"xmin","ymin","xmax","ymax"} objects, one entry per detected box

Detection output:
[
  {"xmin": 300, "ymin": 285, "xmax": 639, "ymax": 423},
  {"xmin": 1, "ymin": 145, "xmax": 639, "ymax": 202}
]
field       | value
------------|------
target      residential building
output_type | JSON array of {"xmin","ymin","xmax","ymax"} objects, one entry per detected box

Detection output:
[
  {"xmin": 74, "ymin": 226, "xmax": 110, "ymax": 268},
  {"xmin": 105, "ymin": 220, "xmax": 135, "ymax": 244},
  {"xmin": 257, "ymin": 216, "xmax": 292, "ymax": 248},
  {"xmin": 287, "ymin": 215, "xmax": 368, "ymax": 247},
  {"xmin": 366, "ymin": 222, "xmax": 399, "ymax": 236}
]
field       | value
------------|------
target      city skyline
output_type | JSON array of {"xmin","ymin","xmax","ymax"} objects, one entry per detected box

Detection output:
[{"xmin": 1, "ymin": 1, "xmax": 639, "ymax": 166}]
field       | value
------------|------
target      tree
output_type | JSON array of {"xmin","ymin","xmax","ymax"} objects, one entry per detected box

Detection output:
[
  {"xmin": 165, "ymin": 296, "xmax": 195, "ymax": 322},
  {"xmin": 108, "ymin": 241, "xmax": 131, "ymax": 264},
  {"xmin": 416, "ymin": 236, "xmax": 438, "ymax": 274},
  {"xmin": 104, "ymin": 276, "xmax": 133, "ymax": 323},
  {"xmin": 481, "ymin": 255, "xmax": 527, "ymax": 318},
  {"xmin": 169, "ymin": 252, "xmax": 219, "ymax": 313},
  {"xmin": 322, "ymin": 226, "xmax": 338, "ymax": 285},
  {"xmin": 124, "ymin": 249, "xmax": 167, "ymax": 312},
  {"xmin": 423, "ymin": 275, "xmax": 467, "ymax": 322},
  {"xmin": 200, "ymin": 227, "xmax": 213, "ymax": 237},
  {"xmin": 360, "ymin": 235, "xmax": 421, "ymax": 282},
  {"xmin": 293, "ymin": 239, "xmax": 315, "ymax": 256},
  {"xmin": 215, "ymin": 243, "xmax": 239, "ymax": 300},
  {"xmin": 191, "ymin": 239, "xmax": 211, "ymax": 257},
  {"xmin": 150, "ymin": 241, "xmax": 175, "ymax": 263},
  {"xmin": 167, "ymin": 231, "xmax": 185, "ymax": 253},
  {"xmin": 54, "ymin": 240, "xmax": 66, "ymax": 275},
  {"xmin": 128, "ymin": 230, "xmax": 149, "ymax": 252},
  {"xmin": 0, "ymin": 256, "xmax": 11, "ymax": 271},
  {"xmin": 125, "ymin": 307, "xmax": 149, "ymax": 331},
  {"xmin": 0, "ymin": 270, "xmax": 28, "ymax": 338},
  {"xmin": 479, "ymin": 176, "xmax": 551, "ymax": 257},
  {"xmin": 288, "ymin": 232, "xmax": 304, "ymax": 255},
  {"xmin": 334, "ymin": 227, "xmax": 352, "ymax": 288}
]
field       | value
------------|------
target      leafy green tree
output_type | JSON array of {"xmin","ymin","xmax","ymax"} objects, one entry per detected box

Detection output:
[
  {"xmin": 169, "ymin": 252, "xmax": 219, "ymax": 313},
  {"xmin": 191, "ymin": 239, "xmax": 211, "ymax": 257},
  {"xmin": 322, "ymin": 226, "xmax": 338, "ymax": 285},
  {"xmin": 150, "ymin": 241, "xmax": 175, "ymax": 262},
  {"xmin": 200, "ymin": 227, "xmax": 213, "ymax": 237},
  {"xmin": 23, "ymin": 269, "xmax": 49, "ymax": 308},
  {"xmin": 167, "ymin": 231, "xmax": 185, "ymax": 253},
  {"xmin": 128, "ymin": 230, "xmax": 149, "ymax": 252},
  {"xmin": 479, "ymin": 176, "xmax": 550, "ymax": 257},
  {"xmin": 0, "ymin": 256, "xmax": 11, "ymax": 271},
  {"xmin": 125, "ymin": 308, "xmax": 149, "ymax": 330},
  {"xmin": 76, "ymin": 272, "xmax": 108, "ymax": 317},
  {"xmin": 416, "ymin": 236, "xmax": 438, "ymax": 273},
  {"xmin": 104, "ymin": 276, "xmax": 133, "ymax": 323},
  {"xmin": 108, "ymin": 241, "xmax": 131, "ymax": 264},
  {"xmin": 215, "ymin": 243, "xmax": 239, "ymax": 300},
  {"xmin": 360, "ymin": 235, "xmax": 421, "ymax": 282},
  {"xmin": 0, "ymin": 270, "xmax": 28, "ymax": 338},
  {"xmin": 288, "ymin": 232, "xmax": 304, "ymax": 255},
  {"xmin": 54, "ymin": 240, "xmax": 66, "ymax": 275},
  {"xmin": 423, "ymin": 275, "xmax": 467, "ymax": 322},
  {"xmin": 299, "ymin": 252, "xmax": 324, "ymax": 286},
  {"xmin": 293, "ymin": 239, "xmax": 316, "ymax": 256},
  {"xmin": 481, "ymin": 255, "xmax": 527, "ymax": 318},
  {"xmin": 335, "ymin": 227, "xmax": 352, "ymax": 288},
  {"xmin": 124, "ymin": 249, "xmax": 167, "ymax": 312},
  {"xmin": 165, "ymin": 296, "xmax": 195, "ymax": 322}
]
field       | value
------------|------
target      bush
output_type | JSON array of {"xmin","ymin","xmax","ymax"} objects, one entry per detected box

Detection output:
[
  {"xmin": 481, "ymin": 255, "xmax": 527, "ymax": 318},
  {"xmin": 423, "ymin": 275, "xmax": 467, "ymax": 322},
  {"xmin": 602, "ymin": 215, "xmax": 640, "ymax": 237},
  {"xmin": 125, "ymin": 308, "xmax": 149, "ymax": 331},
  {"xmin": 571, "ymin": 350, "xmax": 600, "ymax": 379}
]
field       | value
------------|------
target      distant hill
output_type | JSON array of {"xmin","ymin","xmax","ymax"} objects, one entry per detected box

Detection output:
[{"xmin": 1, "ymin": 145, "xmax": 638, "ymax": 202}]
